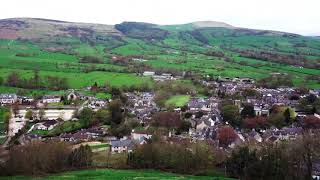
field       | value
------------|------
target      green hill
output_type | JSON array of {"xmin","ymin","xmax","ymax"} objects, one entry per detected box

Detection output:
[{"xmin": 0, "ymin": 18, "xmax": 319, "ymax": 91}]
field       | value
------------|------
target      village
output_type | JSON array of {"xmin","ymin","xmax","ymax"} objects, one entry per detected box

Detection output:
[{"xmin": 0, "ymin": 74, "xmax": 319, "ymax": 157}]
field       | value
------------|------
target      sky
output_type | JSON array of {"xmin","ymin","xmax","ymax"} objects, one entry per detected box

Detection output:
[{"xmin": 1, "ymin": 0, "xmax": 319, "ymax": 35}]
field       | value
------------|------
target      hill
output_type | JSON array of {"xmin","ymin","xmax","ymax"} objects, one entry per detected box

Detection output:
[
  {"xmin": 0, "ymin": 168, "xmax": 235, "ymax": 180},
  {"xmin": 0, "ymin": 17, "xmax": 319, "ymax": 93}
]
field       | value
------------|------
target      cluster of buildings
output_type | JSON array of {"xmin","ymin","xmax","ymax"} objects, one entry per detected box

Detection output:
[
  {"xmin": 143, "ymin": 71, "xmax": 182, "ymax": 81},
  {"xmin": 126, "ymin": 92, "xmax": 158, "ymax": 123},
  {"xmin": 1, "ymin": 77, "xmax": 320, "ymax": 156}
]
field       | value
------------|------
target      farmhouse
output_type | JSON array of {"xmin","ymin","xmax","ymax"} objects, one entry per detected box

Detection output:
[
  {"xmin": 18, "ymin": 96, "xmax": 34, "ymax": 105},
  {"xmin": 0, "ymin": 94, "xmax": 17, "ymax": 104},
  {"xmin": 42, "ymin": 95, "xmax": 61, "ymax": 103},
  {"xmin": 67, "ymin": 91, "xmax": 80, "ymax": 101},
  {"xmin": 34, "ymin": 120, "xmax": 58, "ymax": 131},
  {"xmin": 132, "ymin": 131, "xmax": 152, "ymax": 141},
  {"xmin": 110, "ymin": 139, "xmax": 134, "ymax": 153}
]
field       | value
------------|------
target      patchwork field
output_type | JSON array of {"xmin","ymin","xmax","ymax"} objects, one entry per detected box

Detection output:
[{"xmin": 0, "ymin": 18, "xmax": 319, "ymax": 98}]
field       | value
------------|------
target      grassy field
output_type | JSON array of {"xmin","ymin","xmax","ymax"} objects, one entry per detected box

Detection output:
[
  {"xmin": 0, "ymin": 107, "xmax": 9, "ymax": 136},
  {"xmin": 89, "ymin": 143, "xmax": 110, "ymax": 152},
  {"xmin": 0, "ymin": 169, "xmax": 235, "ymax": 180},
  {"xmin": 0, "ymin": 69, "xmax": 153, "ymax": 89},
  {"xmin": 166, "ymin": 95, "xmax": 190, "ymax": 107}
]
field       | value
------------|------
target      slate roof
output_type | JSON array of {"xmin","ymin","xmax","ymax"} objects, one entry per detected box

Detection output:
[
  {"xmin": 0, "ymin": 94, "xmax": 17, "ymax": 99},
  {"xmin": 111, "ymin": 139, "xmax": 133, "ymax": 147}
]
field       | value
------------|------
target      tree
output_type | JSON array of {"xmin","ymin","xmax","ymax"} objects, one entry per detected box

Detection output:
[
  {"xmin": 0, "ymin": 77, "xmax": 3, "ymax": 86},
  {"xmin": 217, "ymin": 126, "xmax": 238, "ymax": 147},
  {"xmin": 243, "ymin": 116, "xmax": 266, "ymax": 130},
  {"xmin": 79, "ymin": 108, "xmax": 94, "ymax": 127},
  {"xmin": 177, "ymin": 120, "xmax": 191, "ymax": 134},
  {"xmin": 283, "ymin": 108, "xmax": 291, "ymax": 124},
  {"xmin": 107, "ymin": 100, "xmax": 123, "ymax": 125},
  {"xmin": 95, "ymin": 108, "xmax": 110, "ymax": 124},
  {"xmin": 303, "ymin": 115, "xmax": 320, "ymax": 129},
  {"xmin": 220, "ymin": 105, "xmax": 242, "ymax": 127},
  {"xmin": 68, "ymin": 145, "xmax": 92, "ymax": 168},
  {"xmin": 11, "ymin": 102, "xmax": 19, "ymax": 117},
  {"xmin": 38, "ymin": 109, "xmax": 46, "ymax": 121},
  {"xmin": 154, "ymin": 90, "xmax": 170, "ymax": 108},
  {"xmin": 24, "ymin": 110, "xmax": 34, "ymax": 120},
  {"xmin": 109, "ymin": 123, "xmax": 132, "ymax": 138},
  {"xmin": 110, "ymin": 87, "xmax": 121, "ymax": 98},
  {"xmin": 4, "ymin": 141, "xmax": 71, "ymax": 175},
  {"xmin": 242, "ymin": 88, "xmax": 259, "ymax": 97},
  {"xmin": 33, "ymin": 70, "xmax": 40, "ymax": 89},
  {"xmin": 241, "ymin": 104, "xmax": 255, "ymax": 118},
  {"xmin": 226, "ymin": 146, "xmax": 259, "ymax": 179},
  {"xmin": 3, "ymin": 111, "xmax": 11, "ymax": 133},
  {"xmin": 195, "ymin": 111, "xmax": 204, "ymax": 118},
  {"xmin": 152, "ymin": 112, "xmax": 181, "ymax": 128},
  {"xmin": 6, "ymin": 72, "xmax": 20, "ymax": 87}
]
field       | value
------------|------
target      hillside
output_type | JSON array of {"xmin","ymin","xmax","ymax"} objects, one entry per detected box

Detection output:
[{"xmin": 0, "ymin": 17, "xmax": 319, "ymax": 94}]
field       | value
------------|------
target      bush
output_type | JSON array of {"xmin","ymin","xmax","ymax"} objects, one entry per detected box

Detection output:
[{"xmin": 79, "ymin": 56, "xmax": 103, "ymax": 64}]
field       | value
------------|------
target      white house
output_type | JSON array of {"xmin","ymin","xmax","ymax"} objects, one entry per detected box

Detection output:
[
  {"xmin": 42, "ymin": 95, "xmax": 61, "ymax": 103},
  {"xmin": 143, "ymin": 71, "xmax": 155, "ymax": 76},
  {"xmin": 110, "ymin": 139, "xmax": 134, "ymax": 153},
  {"xmin": 132, "ymin": 132, "xmax": 152, "ymax": 141},
  {"xmin": 0, "ymin": 94, "xmax": 17, "ymax": 104},
  {"xmin": 34, "ymin": 120, "xmax": 58, "ymax": 131}
]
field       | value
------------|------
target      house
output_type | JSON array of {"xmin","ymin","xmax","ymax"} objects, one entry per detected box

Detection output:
[
  {"xmin": 132, "ymin": 131, "xmax": 152, "ymax": 141},
  {"xmin": 263, "ymin": 127, "xmax": 303, "ymax": 143},
  {"xmin": 42, "ymin": 95, "xmax": 61, "ymax": 103},
  {"xmin": 88, "ymin": 100, "xmax": 108, "ymax": 109},
  {"xmin": 196, "ymin": 117, "xmax": 215, "ymax": 130},
  {"xmin": 143, "ymin": 71, "xmax": 155, "ymax": 76},
  {"xmin": 188, "ymin": 98, "xmax": 211, "ymax": 112},
  {"xmin": 0, "ymin": 94, "xmax": 17, "ymax": 104},
  {"xmin": 110, "ymin": 139, "xmax": 134, "ymax": 153},
  {"xmin": 67, "ymin": 90, "xmax": 80, "ymax": 101},
  {"xmin": 34, "ymin": 120, "xmax": 58, "ymax": 131},
  {"xmin": 247, "ymin": 130, "xmax": 262, "ymax": 143},
  {"xmin": 18, "ymin": 96, "xmax": 34, "ymax": 105}
]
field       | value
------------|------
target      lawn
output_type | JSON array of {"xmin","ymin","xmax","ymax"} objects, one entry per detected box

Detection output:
[
  {"xmin": 0, "ymin": 169, "xmax": 235, "ymax": 180},
  {"xmin": 89, "ymin": 143, "xmax": 110, "ymax": 152},
  {"xmin": 165, "ymin": 95, "xmax": 190, "ymax": 107},
  {"xmin": 47, "ymin": 121, "xmax": 83, "ymax": 136},
  {"xmin": 89, "ymin": 143, "xmax": 109, "ymax": 150},
  {"xmin": 30, "ymin": 129, "xmax": 49, "ymax": 136}
]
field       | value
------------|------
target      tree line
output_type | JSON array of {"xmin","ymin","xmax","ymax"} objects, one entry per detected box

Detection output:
[
  {"xmin": 0, "ymin": 141, "xmax": 92, "ymax": 176},
  {"xmin": 3, "ymin": 71, "xmax": 68, "ymax": 90}
]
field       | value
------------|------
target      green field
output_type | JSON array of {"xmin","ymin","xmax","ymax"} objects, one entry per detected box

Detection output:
[
  {"xmin": 0, "ymin": 169, "xmax": 235, "ymax": 180},
  {"xmin": 166, "ymin": 95, "xmax": 190, "ymax": 107},
  {"xmin": 0, "ymin": 69, "xmax": 152, "ymax": 89},
  {"xmin": 0, "ymin": 107, "xmax": 9, "ymax": 136}
]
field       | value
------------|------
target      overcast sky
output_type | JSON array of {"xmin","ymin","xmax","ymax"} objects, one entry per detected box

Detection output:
[{"xmin": 1, "ymin": 0, "xmax": 319, "ymax": 35}]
